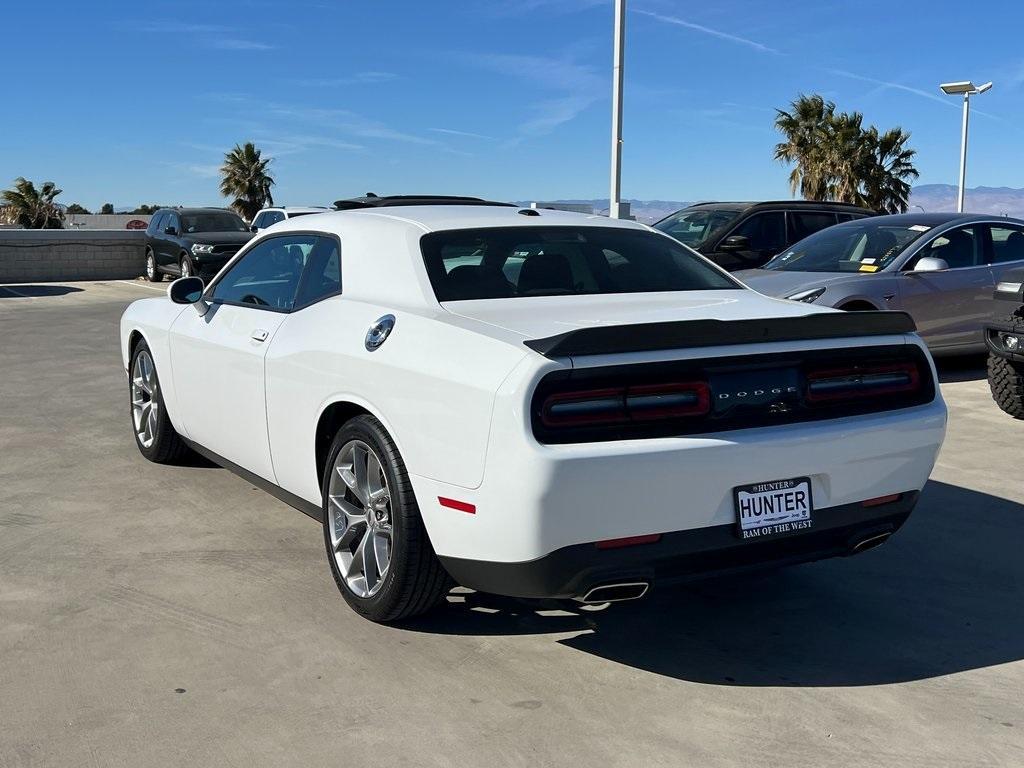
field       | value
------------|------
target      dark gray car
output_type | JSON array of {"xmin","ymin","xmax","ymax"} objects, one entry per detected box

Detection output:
[{"xmin": 737, "ymin": 213, "xmax": 1024, "ymax": 354}]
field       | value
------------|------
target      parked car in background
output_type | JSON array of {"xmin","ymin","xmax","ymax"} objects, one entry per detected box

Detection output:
[
  {"xmin": 653, "ymin": 200, "xmax": 874, "ymax": 271},
  {"xmin": 121, "ymin": 204, "xmax": 945, "ymax": 623},
  {"xmin": 144, "ymin": 208, "xmax": 253, "ymax": 281},
  {"xmin": 736, "ymin": 213, "xmax": 1024, "ymax": 354},
  {"xmin": 250, "ymin": 206, "xmax": 329, "ymax": 233},
  {"xmin": 985, "ymin": 266, "xmax": 1024, "ymax": 417}
]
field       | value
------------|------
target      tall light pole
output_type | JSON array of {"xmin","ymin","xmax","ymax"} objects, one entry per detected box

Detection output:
[
  {"xmin": 939, "ymin": 80, "xmax": 993, "ymax": 213},
  {"xmin": 609, "ymin": 0, "xmax": 626, "ymax": 219}
]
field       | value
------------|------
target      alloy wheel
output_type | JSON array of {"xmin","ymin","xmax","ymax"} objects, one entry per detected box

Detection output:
[
  {"xmin": 131, "ymin": 350, "xmax": 159, "ymax": 448},
  {"xmin": 180, "ymin": 258, "xmax": 191, "ymax": 278},
  {"xmin": 327, "ymin": 440, "xmax": 394, "ymax": 598},
  {"xmin": 146, "ymin": 254, "xmax": 156, "ymax": 280}
]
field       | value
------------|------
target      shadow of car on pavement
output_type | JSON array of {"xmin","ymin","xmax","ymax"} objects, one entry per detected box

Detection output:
[{"xmin": 404, "ymin": 480, "xmax": 1024, "ymax": 687}]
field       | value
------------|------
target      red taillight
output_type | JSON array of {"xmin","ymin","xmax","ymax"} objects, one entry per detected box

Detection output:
[
  {"xmin": 806, "ymin": 362, "xmax": 920, "ymax": 404},
  {"xmin": 595, "ymin": 533, "xmax": 662, "ymax": 549},
  {"xmin": 541, "ymin": 381, "xmax": 710, "ymax": 428}
]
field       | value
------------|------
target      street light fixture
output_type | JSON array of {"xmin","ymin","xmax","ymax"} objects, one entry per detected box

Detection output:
[
  {"xmin": 609, "ymin": 0, "xmax": 626, "ymax": 219},
  {"xmin": 939, "ymin": 79, "xmax": 993, "ymax": 213}
]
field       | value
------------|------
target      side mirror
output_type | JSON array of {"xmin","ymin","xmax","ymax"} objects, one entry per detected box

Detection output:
[
  {"xmin": 912, "ymin": 256, "xmax": 949, "ymax": 273},
  {"xmin": 250, "ymin": 224, "xmax": 259, "ymax": 233},
  {"xmin": 164, "ymin": 226, "xmax": 177, "ymax": 236},
  {"xmin": 168, "ymin": 276, "xmax": 209, "ymax": 315},
  {"xmin": 719, "ymin": 235, "xmax": 751, "ymax": 252}
]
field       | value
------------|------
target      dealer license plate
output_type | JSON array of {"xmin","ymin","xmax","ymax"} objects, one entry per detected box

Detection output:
[{"xmin": 734, "ymin": 477, "xmax": 813, "ymax": 540}]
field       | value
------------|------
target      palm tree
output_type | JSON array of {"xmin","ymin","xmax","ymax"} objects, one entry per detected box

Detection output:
[
  {"xmin": 860, "ymin": 127, "xmax": 919, "ymax": 214},
  {"xmin": 773, "ymin": 94, "xmax": 919, "ymax": 213},
  {"xmin": 773, "ymin": 94, "xmax": 835, "ymax": 201},
  {"xmin": 1, "ymin": 177, "xmax": 65, "ymax": 229},
  {"xmin": 219, "ymin": 142, "xmax": 275, "ymax": 221}
]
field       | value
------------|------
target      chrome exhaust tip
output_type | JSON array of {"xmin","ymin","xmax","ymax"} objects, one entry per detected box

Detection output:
[
  {"xmin": 852, "ymin": 531, "xmax": 892, "ymax": 554},
  {"xmin": 577, "ymin": 581, "xmax": 650, "ymax": 604}
]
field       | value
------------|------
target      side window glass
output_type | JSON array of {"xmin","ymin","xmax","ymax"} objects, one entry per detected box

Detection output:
[
  {"xmin": 265, "ymin": 211, "xmax": 284, "ymax": 227},
  {"xmin": 166, "ymin": 214, "xmax": 180, "ymax": 234},
  {"xmin": 252, "ymin": 213, "xmax": 265, "ymax": 230},
  {"xmin": 294, "ymin": 237, "xmax": 342, "ymax": 308},
  {"xmin": 211, "ymin": 234, "xmax": 316, "ymax": 311},
  {"xmin": 989, "ymin": 225, "xmax": 1024, "ymax": 264},
  {"xmin": 790, "ymin": 212, "xmax": 838, "ymax": 242},
  {"xmin": 919, "ymin": 226, "xmax": 982, "ymax": 269},
  {"xmin": 150, "ymin": 213, "xmax": 166, "ymax": 234},
  {"xmin": 732, "ymin": 212, "xmax": 786, "ymax": 252}
]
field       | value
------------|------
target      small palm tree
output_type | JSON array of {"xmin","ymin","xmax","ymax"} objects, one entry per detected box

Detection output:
[
  {"xmin": 219, "ymin": 142, "xmax": 275, "ymax": 222},
  {"xmin": 773, "ymin": 94, "xmax": 835, "ymax": 201},
  {"xmin": 860, "ymin": 127, "xmax": 919, "ymax": 214},
  {"xmin": 1, "ymin": 177, "xmax": 65, "ymax": 229}
]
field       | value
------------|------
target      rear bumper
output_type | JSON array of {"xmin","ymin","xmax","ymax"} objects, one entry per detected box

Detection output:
[{"xmin": 439, "ymin": 492, "xmax": 917, "ymax": 599}]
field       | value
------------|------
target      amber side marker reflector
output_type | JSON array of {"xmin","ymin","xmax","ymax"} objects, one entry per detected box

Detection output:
[
  {"xmin": 862, "ymin": 493, "xmax": 901, "ymax": 508},
  {"xmin": 438, "ymin": 497, "xmax": 476, "ymax": 514},
  {"xmin": 595, "ymin": 533, "xmax": 662, "ymax": 550}
]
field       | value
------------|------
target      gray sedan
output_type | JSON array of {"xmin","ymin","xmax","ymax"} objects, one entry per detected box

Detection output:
[{"xmin": 737, "ymin": 213, "xmax": 1024, "ymax": 354}]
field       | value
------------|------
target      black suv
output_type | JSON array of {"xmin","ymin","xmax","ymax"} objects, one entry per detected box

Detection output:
[
  {"xmin": 144, "ymin": 208, "xmax": 253, "ymax": 281},
  {"xmin": 986, "ymin": 265, "xmax": 1024, "ymax": 418},
  {"xmin": 653, "ymin": 200, "xmax": 874, "ymax": 271}
]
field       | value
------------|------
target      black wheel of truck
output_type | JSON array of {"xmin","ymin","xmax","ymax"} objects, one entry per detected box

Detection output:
[{"xmin": 988, "ymin": 352, "xmax": 1024, "ymax": 419}]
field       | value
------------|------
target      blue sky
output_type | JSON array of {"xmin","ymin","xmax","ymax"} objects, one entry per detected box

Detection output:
[{"xmin": 4, "ymin": 0, "xmax": 1023, "ymax": 209}]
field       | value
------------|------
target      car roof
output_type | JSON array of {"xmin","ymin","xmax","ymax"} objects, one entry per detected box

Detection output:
[
  {"xmin": 156, "ymin": 207, "xmax": 239, "ymax": 215},
  {"xmin": 853, "ymin": 212, "xmax": 1023, "ymax": 226},
  {"xmin": 320, "ymin": 204, "xmax": 653, "ymax": 233},
  {"xmin": 685, "ymin": 200, "xmax": 873, "ymax": 213},
  {"xmin": 261, "ymin": 206, "xmax": 329, "ymax": 212}
]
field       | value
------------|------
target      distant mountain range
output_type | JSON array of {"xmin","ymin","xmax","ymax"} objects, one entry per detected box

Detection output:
[{"xmin": 526, "ymin": 185, "xmax": 1024, "ymax": 224}]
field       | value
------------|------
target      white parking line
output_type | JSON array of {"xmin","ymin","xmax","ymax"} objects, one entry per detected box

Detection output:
[{"xmin": 117, "ymin": 280, "xmax": 166, "ymax": 292}]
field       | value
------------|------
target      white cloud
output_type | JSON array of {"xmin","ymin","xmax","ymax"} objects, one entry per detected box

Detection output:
[
  {"xmin": 429, "ymin": 128, "xmax": 494, "ymax": 140},
  {"xmin": 633, "ymin": 9, "xmax": 780, "ymax": 55}
]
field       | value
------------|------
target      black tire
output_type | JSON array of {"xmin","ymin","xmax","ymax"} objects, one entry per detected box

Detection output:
[
  {"xmin": 988, "ymin": 352, "xmax": 1024, "ymax": 419},
  {"xmin": 129, "ymin": 340, "xmax": 190, "ymax": 463},
  {"xmin": 321, "ymin": 415, "xmax": 449, "ymax": 622},
  {"xmin": 144, "ymin": 249, "xmax": 161, "ymax": 282},
  {"xmin": 180, "ymin": 254, "xmax": 194, "ymax": 279}
]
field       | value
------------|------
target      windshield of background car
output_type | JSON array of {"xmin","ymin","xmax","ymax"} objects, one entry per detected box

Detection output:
[
  {"xmin": 181, "ymin": 212, "xmax": 249, "ymax": 233},
  {"xmin": 763, "ymin": 221, "xmax": 932, "ymax": 273},
  {"xmin": 421, "ymin": 226, "xmax": 740, "ymax": 301},
  {"xmin": 652, "ymin": 208, "xmax": 740, "ymax": 248}
]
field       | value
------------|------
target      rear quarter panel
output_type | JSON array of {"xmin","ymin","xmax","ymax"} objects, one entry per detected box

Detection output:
[{"xmin": 264, "ymin": 296, "xmax": 530, "ymax": 505}]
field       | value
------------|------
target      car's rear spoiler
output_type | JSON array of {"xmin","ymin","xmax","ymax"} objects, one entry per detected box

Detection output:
[{"xmin": 523, "ymin": 311, "xmax": 917, "ymax": 358}]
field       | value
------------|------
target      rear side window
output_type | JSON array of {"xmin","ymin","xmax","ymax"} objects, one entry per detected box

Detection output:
[
  {"xmin": 421, "ymin": 226, "xmax": 738, "ymax": 302},
  {"xmin": 989, "ymin": 225, "xmax": 1024, "ymax": 264},
  {"xmin": 294, "ymin": 237, "xmax": 342, "ymax": 308},
  {"xmin": 790, "ymin": 212, "xmax": 839, "ymax": 242}
]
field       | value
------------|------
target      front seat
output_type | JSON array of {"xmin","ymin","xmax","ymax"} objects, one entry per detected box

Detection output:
[
  {"xmin": 1003, "ymin": 231, "xmax": 1024, "ymax": 262},
  {"xmin": 517, "ymin": 252, "xmax": 574, "ymax": 295}
]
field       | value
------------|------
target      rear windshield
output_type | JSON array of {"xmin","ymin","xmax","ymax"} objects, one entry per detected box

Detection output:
[
  {"xmin": 181, "ymin": 212, "xmax": 248, "ymax": 233},
  {"xmin": 421, "ymin": 226, "xmax": 738, "ymax": 301}
]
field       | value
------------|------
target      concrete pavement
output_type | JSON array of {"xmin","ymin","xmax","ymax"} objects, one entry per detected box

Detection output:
[{"xmin": 1, "ymin": 280, "xmax": 1022, "ymax": 767}]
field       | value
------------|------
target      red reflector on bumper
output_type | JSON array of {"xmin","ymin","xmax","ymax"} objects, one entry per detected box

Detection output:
[
  {"xmin": 595, "ymin": 533, "xmax": 661, "ymax": 550},
  {"xmin": 862, "ymin": 493, "xmax": 901, "ymax": 508},
  {"xmin": 439, "ymin": 497, "xmax": 476, "ymax": 514}
]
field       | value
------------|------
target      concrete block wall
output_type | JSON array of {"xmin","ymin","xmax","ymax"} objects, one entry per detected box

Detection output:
[{"xmin": 0, "ymin": 230, "xmax": 147, "ymax": 284}]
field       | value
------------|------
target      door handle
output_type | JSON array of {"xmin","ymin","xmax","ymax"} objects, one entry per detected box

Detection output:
[{"xmin": 251, "ymin": 329, "xmax": 269, "ymax": 342}]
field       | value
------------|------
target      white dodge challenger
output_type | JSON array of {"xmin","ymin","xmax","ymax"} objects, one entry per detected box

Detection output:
[{"xmin": 120, "ymin": 204, "xmax": 947, "ymax": 622}]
